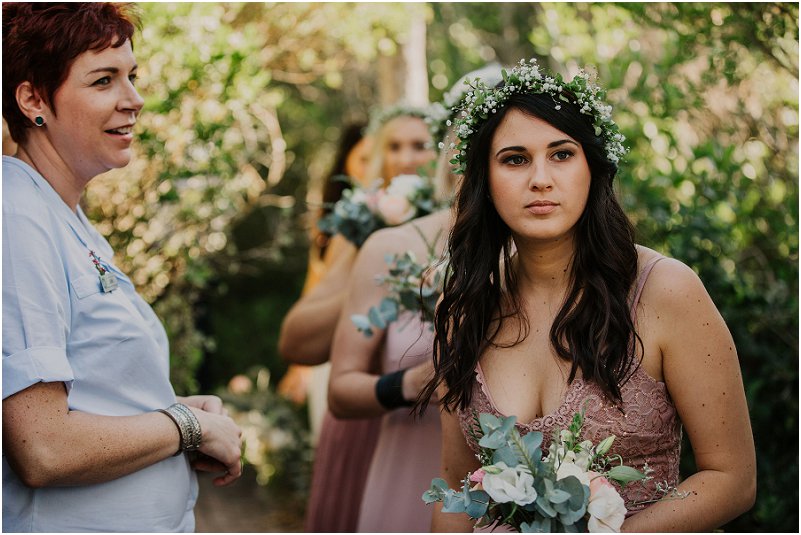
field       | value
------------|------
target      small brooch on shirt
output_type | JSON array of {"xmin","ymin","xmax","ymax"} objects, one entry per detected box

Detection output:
[{"xmin": 89, "ymin": 250, "xmax": 118, "ymax": 293}]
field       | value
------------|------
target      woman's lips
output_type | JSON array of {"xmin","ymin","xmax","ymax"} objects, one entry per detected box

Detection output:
[{"xmin": 526, "ymin": 201, "xmax": 558, "ymax": 215}]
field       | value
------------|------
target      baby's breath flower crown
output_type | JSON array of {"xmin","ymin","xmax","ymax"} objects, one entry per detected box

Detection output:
[
  {"xmin": 448, "ymin": 59, "xmax": 627, "ymax": 175},
  {"xmin": 367, "ymin": 102, "xmax": 433, "ymax": 137}
]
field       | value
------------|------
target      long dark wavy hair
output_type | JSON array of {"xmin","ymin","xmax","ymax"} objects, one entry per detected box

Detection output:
[{"xmin": 417, "ymin": 91, "xmax": 640, "ymax": 414}]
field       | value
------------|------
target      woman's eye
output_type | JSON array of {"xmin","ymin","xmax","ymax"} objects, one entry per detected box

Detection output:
[
  {"xmin": 413, "ymin": 141, "xmax": 427, "ymax": 151},
  {"xmin": 128, "ymin": 73, "xmax": 138, "ymax": 84},
  {"xmin": 92, "ymin": 76, "xmax": 111, "ymax": 86},
  {"xmin": 388, "ymin": 143, "xmax": 401, "ymax": 152},
  {"xmin": 503, "ymin": 155, "xmax": 528, "ymax": 166},
  {"xmin": 553, "ymin": 150, "xmax": 574, "ymax": 161}
]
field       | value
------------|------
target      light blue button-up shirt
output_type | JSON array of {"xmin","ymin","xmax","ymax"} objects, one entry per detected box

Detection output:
[{"xmin": 2, "ymin": 156, "xmax": 198, "ymax": 532}]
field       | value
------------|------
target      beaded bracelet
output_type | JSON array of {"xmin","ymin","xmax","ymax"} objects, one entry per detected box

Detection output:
[{"xmin": 157, "ymin": 402, "xmax": 202, "ymax": 456}]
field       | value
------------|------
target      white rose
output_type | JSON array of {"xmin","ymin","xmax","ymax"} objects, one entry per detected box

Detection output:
[
  {"xmin": 377, "ymin": 194, "xmax": 416, "ymax": 225},
  {"xmin": 555, "ymin": 446, "xmax": 576, "ymax": 465},
  {"xmin": 555, "ymin": 461, "xmax": 591, "ymax": 487},
  {"xmin": 481, "ymin": 462, "xmax": 538, "ymax": 506},
  {"xmin": 386, "ymin": 174, "xmax": 424, "ymax": 199},
  {"xmin": 348, "ymin": 189, "xmax": 368, "ymax": 206},
  {"xmin": 587, "ymin": 473, "xmax": 627, "ymax": 532}
]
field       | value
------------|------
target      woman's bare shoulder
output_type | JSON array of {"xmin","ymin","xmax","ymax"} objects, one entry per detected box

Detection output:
[
  {"xmin": 635, "ymin": 244, "xmax": 710, "ymax": 310},
  {"xmin": 361, "ymin": 209, "xmax": 452, "ymax": 257}
]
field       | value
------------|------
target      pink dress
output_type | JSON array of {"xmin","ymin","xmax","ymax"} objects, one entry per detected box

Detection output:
[
  {"xmin": 458, "ymin": 256, "xmax": 682, "ymax": 514},
  {"xmin": 356, "ymin": 314, "xmax": 442, "ymax": 532},
  {"xmin": 304, "ymin": 413, "xmax": 381, "ymax": 532}
]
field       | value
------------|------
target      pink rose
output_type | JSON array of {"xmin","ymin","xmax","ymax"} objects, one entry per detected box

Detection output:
[
  {"xmin": 365, "ymin": 189, "xmax": 382, "ymax": 212},
  {"xmin": 587, "ymin": 472, "xmax": 627, "ymax": 532},
  {"xmin": 470, "ymin": 469, "xmax": 486, "ymax": 484},
  {"xmin": 377, "ymin": 193, "xmax": 416, "ymax": 225}
]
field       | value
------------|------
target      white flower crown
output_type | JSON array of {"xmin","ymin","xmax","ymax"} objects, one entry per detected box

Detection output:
[
  {"xmin": 427, "ymin": 64, "xmax": 506, "ymax": 145},
  {"xmin": 366, "ymin": 102, "xmax": 433, "ymax": 137},
  {"xmin": 447, "ymin": 59, "xmax": 627, "ymax": 175}
]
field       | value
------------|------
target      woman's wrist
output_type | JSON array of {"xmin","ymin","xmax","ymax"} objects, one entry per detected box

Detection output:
[
  {"xmin": 375, "ymin": 369, "xmax": 414, "ymax": 410},
  {"xmin": 156, "ymin": 403, "xmax": 202, "ymax": 455}
]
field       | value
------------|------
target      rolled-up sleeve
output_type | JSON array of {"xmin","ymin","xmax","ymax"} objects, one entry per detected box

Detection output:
[{"xmin": 3, "ymin": 209, "xmax": 73, "ymax": 399}]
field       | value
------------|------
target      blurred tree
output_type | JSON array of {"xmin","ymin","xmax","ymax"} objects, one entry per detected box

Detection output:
[{"xmin": 83, "ymin": 2, "xmax": 425, "ymax": 394}]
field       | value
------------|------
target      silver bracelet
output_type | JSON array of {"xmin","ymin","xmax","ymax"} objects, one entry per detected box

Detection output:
[{"xmin": 157, "ymin": 402, "xmax": 202, "ymax": 456}]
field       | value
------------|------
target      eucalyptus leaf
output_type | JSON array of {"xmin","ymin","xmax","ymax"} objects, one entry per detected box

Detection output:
[
  {"xmin": 558, "ymin": 505, "xmax": 585, "ymax": 526},
  {"xmin": 522, "ymin": 431, "xmax": 544, "ymax": 460},
  {"xmin": 351, "ymin": 314, "xmax": 374, "ymax": 336},
  {"xmin": 367, "ymin": 306, "xmax": 387, "ymax": 330},
  {"xmin": 441, "ymin": 490, "xmax": 467, "ymax": 514},
  {"xmin": 378, "ymin": 298, "xmax": 399, "ymax": 319},
  {"xmin": 491, "ymin": 444, "xmax": 519, "ymax": 466},
  {"xmin": 478, "ymin": 412, "xmax": 503, "ymax": 433},
  {"xmin": 522, "ymin": 517, "xmax": 552, "ymax": 533},
  {"xmin": 535, "ymin": 494, "xmax": 557, "ymax": 518},
  {"xmin": 465, "ymin": 490, "xmax": 490, "ymax": 518},
  {"xmin": 546, "ymin": 487, "xmax": 572, "ymax": 504},
  {"xmin": 479, "ymin": 431, "xmax": 507, "ymax": 449}
]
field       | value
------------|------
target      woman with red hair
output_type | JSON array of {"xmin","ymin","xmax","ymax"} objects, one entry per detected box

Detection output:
[{"xmin": 2, "ymin": 4, "xmax": 242, "ymax": 531}]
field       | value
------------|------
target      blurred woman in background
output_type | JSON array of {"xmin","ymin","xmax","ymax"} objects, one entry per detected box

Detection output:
[
  {"xmin": 277, "ymin": 121, "xmax": 372, "ymax": 441},
  {"xmin": 279, "ymin": 105, "xmax": 436, "ymax": 532},
  {"xmin": 326, "ymin": 67, "xmax": 503, "ymax": 532}
]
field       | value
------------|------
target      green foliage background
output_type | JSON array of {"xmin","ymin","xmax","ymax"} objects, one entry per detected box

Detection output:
[{"xmin": 83, "ymin": 3, "xmax": 797, "ymax": 531}]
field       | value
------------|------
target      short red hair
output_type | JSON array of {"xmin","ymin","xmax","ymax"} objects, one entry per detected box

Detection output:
[{"xmin": 3, "ymin": 3, "xmax": 140, "ymax": 144}]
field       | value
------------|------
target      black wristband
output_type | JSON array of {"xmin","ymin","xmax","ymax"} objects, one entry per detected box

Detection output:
[{"xmin": 375, "ymin": 369, "xmax": 414, "ymax": 410}]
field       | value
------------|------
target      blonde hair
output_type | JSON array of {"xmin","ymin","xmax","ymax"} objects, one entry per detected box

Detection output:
[{"xmin": 364, "ymin": 110, "xmax": 433, "ymax": 185}]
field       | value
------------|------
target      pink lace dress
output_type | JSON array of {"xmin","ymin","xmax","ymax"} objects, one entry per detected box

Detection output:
[{"xmin": 457, "ymin": 256, "xmax": 682, "ymax": 514}]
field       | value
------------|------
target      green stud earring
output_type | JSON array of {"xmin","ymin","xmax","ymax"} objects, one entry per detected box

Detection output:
[{"xmin": 34, "ymin": 116, "xmax": 44, "ymax": 126}]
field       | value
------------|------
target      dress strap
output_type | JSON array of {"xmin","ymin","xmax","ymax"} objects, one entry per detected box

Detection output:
[{"xmin": 629, "ymin": 255, "xmax": 666, "ymax": 321}]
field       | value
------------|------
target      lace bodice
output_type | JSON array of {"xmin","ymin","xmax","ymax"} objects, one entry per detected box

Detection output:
[{"xmin": 457, "ymin": 256, "xmax": 682, "ymax": 513}]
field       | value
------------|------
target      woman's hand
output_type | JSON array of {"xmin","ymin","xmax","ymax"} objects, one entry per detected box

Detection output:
[
  {"xmin": 187, "ymin": 407, "xmax": 243, "ymax": 486},
  {"xmin": 177, "ymin": 395, "xmax": 228, "ymax": 417},
  {"xmin": 402, "ymin": 359, "xmax": 435, "ymax": 403}
]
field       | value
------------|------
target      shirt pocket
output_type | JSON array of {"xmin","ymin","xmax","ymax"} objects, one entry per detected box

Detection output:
[{"xmin": 70, "ymin": 272, "xmax": 103, "ymax": 299}]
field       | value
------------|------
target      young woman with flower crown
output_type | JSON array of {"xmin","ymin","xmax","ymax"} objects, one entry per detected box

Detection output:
[
  {"xmin": 327, "ymin": 67, "xmax": 504, "ymax": 532},
  {"xmin": 419, "ymin": 59, "xmax": 755, "ymax": 532},
  {"xmin": 279, "ymin": 104, "xmax": 436, "ymax": 532}
]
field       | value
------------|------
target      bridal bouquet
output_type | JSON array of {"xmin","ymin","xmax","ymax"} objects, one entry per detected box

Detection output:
[
  {"xmin": 423, "ymin": 411, "xmax": 648, "ymax": 532},
  {"xmin": 318, "ymin": 174, "xmax": 437, "ymax": 247},
  {"xmin": 351, "ymin": 228, "xmax": 448, "ymax": 337}
]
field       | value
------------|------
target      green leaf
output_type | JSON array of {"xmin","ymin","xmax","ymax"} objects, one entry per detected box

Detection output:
[
  {"xmin": 441, "ymin": 491, "xmax": 467, "ymax": 513},
  {"xmin": 522, "ymin": 431, "xmax": 543, "ymax": 460},
  {"xmin": 350, "ymin": 314, "xmax": 374, "ymax": 337},
  {"xmin": 521, "ymin": 517, "xmax": 551, "ymax": 533},
  {"xmin": 546, "ymin": 487, "xmax": 572, "ymax": 504},
  {"xmin": 607, "ymin": 465, "xmax": 647, "ymax": 484},
  {"xmin": 535, "ymin": 494, "xmax": 557, "ymax": 518},
  {"xmin": 377, "ymin": 298, "xmax": 399, "ymax": 321},
  {"xmin": 422, "ymin": 478, "xmax": 449, "ymax": 504},
  {"xmin": 367, "ymin": 306, "xmax": 387, "ymax": 330},
  {"xmin": 595, "ymin": 435, "xmax": 615, "ymax": 456},
  {"xmin": 465, "ymin": 490, "xmax": 490, "ymax": 518},
  {"xmin": 491, "ymin": 444, "xmax": 519, "ymax": 466}
]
